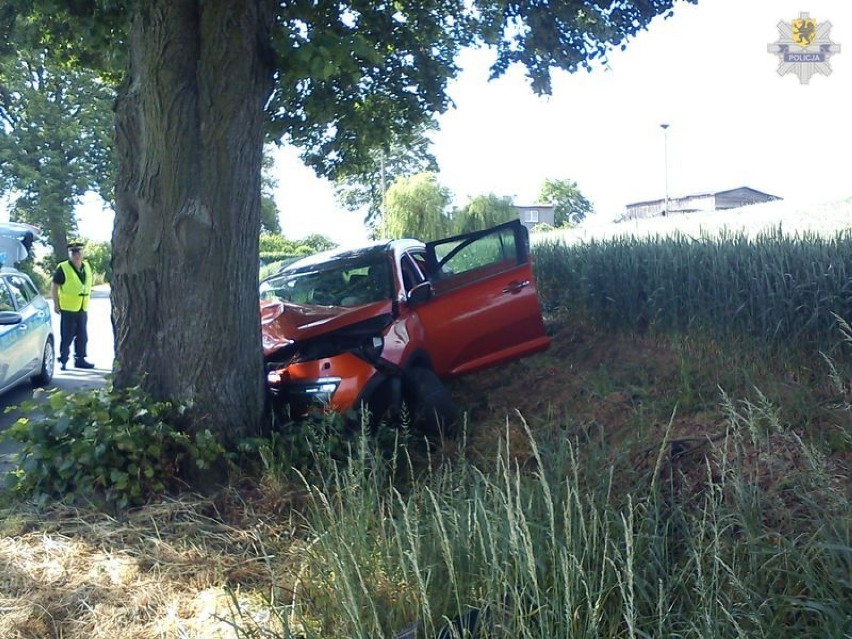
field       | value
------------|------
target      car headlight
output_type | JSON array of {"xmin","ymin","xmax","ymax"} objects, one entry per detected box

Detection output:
[
  {"xmin": 269, "ymin": 377, "xmax": 342, "ymax": 407},
  {"xmin": 267, "ymin": 365, "xmax": 289, "ymax": 385},
  {"xmin": 302, "ymin": 378, "xmax": 341, "ymax": 396}
]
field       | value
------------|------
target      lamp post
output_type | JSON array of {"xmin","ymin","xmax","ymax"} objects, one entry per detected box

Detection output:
[{"xmin": 660, "ymin": 123, "xmax": 670, "ymax": 216}]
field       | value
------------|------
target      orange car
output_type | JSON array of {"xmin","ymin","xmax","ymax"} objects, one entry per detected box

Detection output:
[{"xmin": 259, "ymin": 220, "xmax": 549, "ymax": 432}]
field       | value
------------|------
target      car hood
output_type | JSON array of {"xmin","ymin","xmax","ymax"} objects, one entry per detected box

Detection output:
[{"xmin": 260, "ymin": 299, "xmax": 395, "ymax": 356}]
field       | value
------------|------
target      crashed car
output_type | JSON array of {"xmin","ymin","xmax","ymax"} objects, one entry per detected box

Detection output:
[
  {"xmin": 259, "ymin": 220, "xmax": 550, "ymax": 432},
  {"xmin": 0, "ymin": 222, "xmax": 54, "ymax": 396}
]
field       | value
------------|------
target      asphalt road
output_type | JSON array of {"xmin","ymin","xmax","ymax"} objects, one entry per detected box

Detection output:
[{"xmin": 0, "ymin": 286, "xmax": 114, "ymax": 479}]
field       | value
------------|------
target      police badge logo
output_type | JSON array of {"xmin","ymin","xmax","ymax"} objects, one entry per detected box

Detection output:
[{"xmin": 768, "ymin": 12, "xmax": 841, "ymax": 84}]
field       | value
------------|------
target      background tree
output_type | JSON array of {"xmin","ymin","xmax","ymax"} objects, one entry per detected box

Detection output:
[
  {"xmin": 454, "ymin": 193, "xmax": 517, "ymax": 234},
  {"xmin": 260, "ymin": 146, "xmax": 282, "ymax": 235},
  {"xmin": 298, "ymin": 233, "xmax": 336, "ymax": 254},
  {"xmin": 539, "ymin": 177, "xmax": 594, "ymax": 226},
  {"xmin": 82, "ymin": 239, "xmax": 112, "ymax": 283},
  {"xmin": 334, "ymin": 125, "xmax": 438, "ymax": 233},
  {"xmin": 4, "ymin": 0, "xmax": 691, "ymax": 450},
  {"xmin": 0, "ymin": 48, "xmax": 114, "ymax": 261},
  {"xmin": 258, "ymin": 231, "xmax": 336, "ymax": 258},
  {"xmin": 381, "ymin": 172, "xmax": 452, "ymax": 241}
]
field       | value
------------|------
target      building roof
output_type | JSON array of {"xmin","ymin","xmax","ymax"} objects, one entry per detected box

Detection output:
[
  {"xmin": 514, "ymin": 204, "xmax": 555, "ymax": 210},
  {"xmin": 625, "ymin": 186, "xmax": 781, "ymax": 209}
]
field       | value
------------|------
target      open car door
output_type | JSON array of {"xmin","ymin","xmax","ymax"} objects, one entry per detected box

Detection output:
[{"xmin": 415, "ymin": 220, "xmax": 549, "ymax": 378}]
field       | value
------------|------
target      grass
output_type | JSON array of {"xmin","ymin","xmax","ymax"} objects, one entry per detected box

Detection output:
[
  {"xmin": 140, "ymin": 413, "xmax": 852, "ymax": 638},
  {"xmin": 1, "ymin": 323, "xmax": 848, "ymax": 638},
  {"xmin": 1, "ymin": 199, "xmax": 851, "ymax": 638},
  {"xmin": 532, "ymin": 226, "xmax": 852, "ymax": 358}
]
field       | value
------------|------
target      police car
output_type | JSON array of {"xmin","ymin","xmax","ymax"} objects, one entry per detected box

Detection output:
[{"xmin": 0, "ymin": 222, "xmax": 55, "ymax": 395}]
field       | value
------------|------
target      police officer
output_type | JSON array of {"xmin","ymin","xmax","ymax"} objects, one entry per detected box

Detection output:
[{"xmin": 51, "ymin": 241, "xmax": 95, "ymax": 370}]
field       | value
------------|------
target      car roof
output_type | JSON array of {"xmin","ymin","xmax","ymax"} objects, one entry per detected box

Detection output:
[{"xmin": 1, "ymin": 265, "xmax": 32, "ymax": 278}]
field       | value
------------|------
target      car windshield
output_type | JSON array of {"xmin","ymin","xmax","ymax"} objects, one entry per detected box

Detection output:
[{"xmin": 260, "ymin": 250, "xmax": 393, "ymax": 307}]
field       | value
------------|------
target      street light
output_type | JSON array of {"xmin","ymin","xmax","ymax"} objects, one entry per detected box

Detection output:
[{"xmin": 660, "ymin": 123, "xmax": 670, "ymax": 216}]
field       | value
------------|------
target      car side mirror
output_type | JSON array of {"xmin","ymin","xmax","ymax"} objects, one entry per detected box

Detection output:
[
  {"xmin": 406, "ymin": 281, "xmax": 433, "ymax": 306},
  {"xmin": 0, "ymin": 311, "xmax": 23, "ymax": 326}
]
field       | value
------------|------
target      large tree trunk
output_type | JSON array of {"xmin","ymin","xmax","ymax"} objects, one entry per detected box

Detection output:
[{"xmin": 112, "ymin": 1, "xmax": 275, "ymax": 444}]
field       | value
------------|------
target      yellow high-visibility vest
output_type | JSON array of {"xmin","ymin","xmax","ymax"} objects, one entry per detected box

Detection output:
[{"xmin": 58, "ymin": 261, "xmax": 93, "ymax": 312}]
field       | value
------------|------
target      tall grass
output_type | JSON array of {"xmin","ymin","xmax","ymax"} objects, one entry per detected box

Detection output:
[
  {"xmin": 235, "ymin": 413, "xmax": 850, "ymax": 638},
  {"xmin": 532, "ymin": 228, "xmax": 852, "ymax": 357},
  {"xmin": 225, "ymin": 224, "xmax": 852, "ymax": 638}
]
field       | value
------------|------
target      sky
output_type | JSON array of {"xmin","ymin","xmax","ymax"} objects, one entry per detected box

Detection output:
[
  {"xmin": 5, "ymin": 0, "xmax": 851, "ymax": 246},
  {"xmin": 275, "ymin": 0, "xmax": 852, "ymax": 245}
]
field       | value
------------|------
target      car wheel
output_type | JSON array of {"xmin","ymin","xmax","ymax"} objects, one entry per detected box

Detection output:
[
  {"xmin": 31, "ymin": 337, "xmax": 55, "ymax": 387},
  {"xmin": 402, "ymin": 366, "xmax": 457, "ymax": 436},
  {"xmin": 361, "ymin": 379, "xmax": 398, "ymax": 430}
]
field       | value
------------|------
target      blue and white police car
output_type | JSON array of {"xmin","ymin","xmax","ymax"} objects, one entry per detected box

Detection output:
[{"xmin": 0, "ymin": 222, "xmax": 54, "ymax": 395}]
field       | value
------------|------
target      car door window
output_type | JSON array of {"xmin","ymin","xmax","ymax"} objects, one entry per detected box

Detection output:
[
  {"xmin": 0, "ymin": 278, "xmax": 15, "ymax": 312},
  {"xmin": 426, "ymin": 221, "xmax": 526, "ymax": 289},
  {"xmin": 401, "ymin": 252, "xmax": 427, "ymax": 293},
  {"xmin": 415, "ymin": 220, "xmax": 549, "ymax": 378},
  {"xmin": 5, "ymin": 274, "xmax": 34, "ymax": 309}
]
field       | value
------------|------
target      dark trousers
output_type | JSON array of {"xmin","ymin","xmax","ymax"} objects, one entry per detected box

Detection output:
[{"xmin": 59, "ymin": 310, "xmax": 88, "ymax": 363}]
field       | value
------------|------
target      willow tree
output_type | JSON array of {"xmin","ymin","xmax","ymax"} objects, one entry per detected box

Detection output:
[
  {"xmin": 2, "ymin": 0, "xmax": 693, "ymax": 443},
  {"xmin": 455, "ymin": 193, "xmax": 518, "ymax": 234},
  {"xmin": 381, "ymin": 172, "xmax": 452, "ymax": 242}
]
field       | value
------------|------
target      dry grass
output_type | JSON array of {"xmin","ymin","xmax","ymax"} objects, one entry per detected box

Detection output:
[{"xmin": 0, "ymin": 494, "xmax": 305, "ymax": 638}]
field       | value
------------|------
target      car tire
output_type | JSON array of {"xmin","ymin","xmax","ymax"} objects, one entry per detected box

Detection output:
[
  {"xmin": 403, "ymin": 366, "xmax": 457, "ymax": 437},
  {"xmin": 30, "ymin": 337, "xmax": 55, "ymax": 387}
]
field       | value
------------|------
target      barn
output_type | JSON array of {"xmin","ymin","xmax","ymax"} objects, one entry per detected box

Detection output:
[{"xmin": 622, "ymin": 187, "xmax": 782, "ymax": 220}]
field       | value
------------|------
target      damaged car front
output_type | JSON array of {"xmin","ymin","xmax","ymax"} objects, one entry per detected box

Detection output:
[{"xmin": 259, "ymin": 244, "xmax": 402, "ymax": 420}]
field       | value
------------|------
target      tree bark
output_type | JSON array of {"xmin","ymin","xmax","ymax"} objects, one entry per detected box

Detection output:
[{"xmin": 112, "ymin": 0, "xmax": 275, "ymax": 443}]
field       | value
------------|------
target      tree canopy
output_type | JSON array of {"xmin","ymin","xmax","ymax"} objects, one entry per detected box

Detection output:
[
  {"xmin": 539, "ymin": 177, "xmax": 594, "ymax": 226},
  {"xmin": 381, "ymin": 172, "xmax": 452, "ymax": 241},
  {"xmin": 2, "ymin": 0, "xmax": 691, "ymax": 178},
  {"xmin": 334, "ymin": 125, "xmax": 438, "ymax": 233},
  {"xmin": 0, "ymin": 45, "xmax": 114, "ymax": 259},
  {"xmin": 454, "ymin": 193, "xmax": 518, "ymax": 234},
  {"xmin": 260, "ymin": 146, "xmax": 282, "ymax": 235},
  {"xmin": 1, "ymin": 0, "xmax": 693, "ymax": 452}
]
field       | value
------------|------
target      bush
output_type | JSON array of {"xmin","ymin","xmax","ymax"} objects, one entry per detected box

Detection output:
[
  {"xmin": 260, "ymin": 232, "xmax": 337, "ymax": 258},
  {"xmin": 529, "ymin": 222, "xmax": 555, "ymax": 233},
  {"xmin": 84, "ymin": 240, "xmax": 113, "ymax": 283},
  {"xmin": 1, "ymin": 385, "xmax": 226, "ymax": 509}
]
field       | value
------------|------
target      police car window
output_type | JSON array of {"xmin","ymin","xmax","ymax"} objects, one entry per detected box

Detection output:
[
  {"xmin": 0, "ymin": 279, "xmax": 15, "ymax": 312},
  {"xmin": 5, "ymin": 275, "xmax": 33, "ymax": 308}
]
